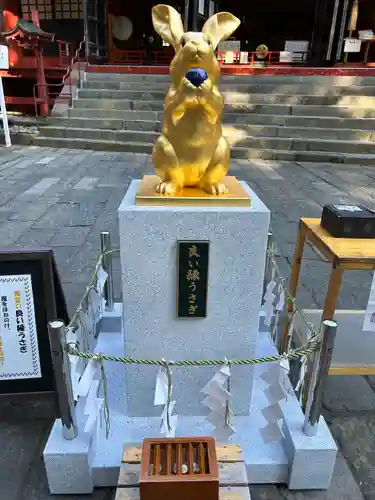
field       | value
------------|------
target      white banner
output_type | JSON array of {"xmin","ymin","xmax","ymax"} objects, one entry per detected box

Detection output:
[
  {"xmin": 0, "ymin": 45, "xmax": 9, "ymax": 70},
  {"xmin": 0, "ymin": 274, "xmax": 41, "ymax": 379}
]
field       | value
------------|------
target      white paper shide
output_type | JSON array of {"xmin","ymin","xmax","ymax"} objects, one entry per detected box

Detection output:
[
  {"xmin": 154, "ymin": 367, "xmax": 178, "ymax": 437},
  {"xmin": 201, "ymin": 364, "xmax": 235, "ymax": 440},
  {"xmin": 0, "ymin": 274, "xmax": 41, "ymax": 379}
]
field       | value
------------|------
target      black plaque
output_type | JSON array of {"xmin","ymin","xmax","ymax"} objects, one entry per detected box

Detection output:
[
  {"xmin": 177, "ymin": 241, "xmax": 209, "ymax": 318},
  {"xmin": 0, "ymin": 248, "xmax": 69, "ymax": 396}
]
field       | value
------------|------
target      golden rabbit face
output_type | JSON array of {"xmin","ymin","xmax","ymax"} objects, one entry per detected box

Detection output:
[{"xmin": 171, "ymin": 31, "xmax": 220, "ymax": 84}]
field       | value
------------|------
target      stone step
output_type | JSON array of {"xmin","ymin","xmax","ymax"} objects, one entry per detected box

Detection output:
[
  {"xmin": 234, "ymin": 135, "xmax": 375, "ymax": 154},
  {"xmin": 78, "ymin": 88, "xmax": 166, "ymax": 101},
  {"xmin": 39, "ymin": 125, "xmax": 375, "ymax": 154},
  {"xmin": 72, "ymin": 98, "xmax": 375, "ymax": 117},
  {"xmin": 227, "ymin": 113, "xmax": 375, "ymax": 129},
  {"xmin": 77, "ymin": 87, "xmax": 375, "ymax": 107},
  {"xmin": 83, "ymin": 79, "xmax": 375, "ymax": 96},
  {"xmin": 84, "ymin": 71, "xmax": 375, "ymax": 85},
  {"xmin": 32, "ymin": 135, "xmax": 375, "ymax": 164},
  {"xmin": 39, "ymin": 125, "xmax": 158, "ymax": 142},
  {"xmin": 67, "ymin": 108, "xmax": 161, "ymax": 120},
  {"xmin": 49, "ymin": 117, "xmax": 375, "ymax": 141},
  {"xmin": 231, "ymin": 146, "xmax": 375, "ymax": 164},
  {"xmin": 33, "ymin": 135, "xmax": 153, "ymax": 152},
  {"xmin": 66, "ymin": 107, "xmax": 375, "ymax": 129}
]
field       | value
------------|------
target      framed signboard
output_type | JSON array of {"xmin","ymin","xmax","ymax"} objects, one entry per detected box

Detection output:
[{"xmin": 0, "ymin": 248, "xmax": 69, "ymax": 395}]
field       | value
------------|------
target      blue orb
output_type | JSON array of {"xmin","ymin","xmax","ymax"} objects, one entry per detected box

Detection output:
[{"xmin": 185, "ymin": 67, "xmax": 208, "ymax": 87}]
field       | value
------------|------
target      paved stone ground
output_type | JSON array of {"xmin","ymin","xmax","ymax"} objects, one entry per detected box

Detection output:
[{"xmin": 1, "ymin": 146, "xmax": 375, "ymax": 499}]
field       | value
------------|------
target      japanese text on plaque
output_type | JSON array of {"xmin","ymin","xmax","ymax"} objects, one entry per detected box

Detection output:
[{"xmin": 177, "ymin": 241, "xmax": 209, "ymax": 318}]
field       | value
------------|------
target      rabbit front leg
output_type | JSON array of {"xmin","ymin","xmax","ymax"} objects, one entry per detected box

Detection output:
[
  {"xmin": 152, "ymin": 135, "xmax": 185, "ymax": 195},
  {"xmin": 197, "ymin": 83, "xmax": 224, "ymax": 124},
  {"xmin": 197, "ymin": 136, "xmax": 230, "ymax": 195}
]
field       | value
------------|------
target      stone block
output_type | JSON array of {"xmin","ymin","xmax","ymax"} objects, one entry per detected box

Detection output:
[
  {"xmin": 282, "ymin": 399, "xmax": 337, "ymax": 490},
  {"xmin": 118, "ymin": 180, "xmax": 270, "ymax": 417},
  {"xmin": 43, "ymin": 419, "xmax": 93, "ymax": 494}
]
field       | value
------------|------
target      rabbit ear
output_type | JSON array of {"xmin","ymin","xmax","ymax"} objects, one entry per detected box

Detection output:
[
  {"xmin": 202, "ymin": 12, "xmax": 241, "ymax": 50},
  {"xmin": 152, "ymin": 4, "xmax": 184, "ymax": 51}
]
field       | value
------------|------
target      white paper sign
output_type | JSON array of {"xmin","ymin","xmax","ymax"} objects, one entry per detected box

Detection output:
[
  {"xmin": 344, "ymin": 38, "xmax": 362, "ymax": 53},
  {"xmin": 284, "ymin": 40, "xmax": 309, "ymax": 53},
  {"xmin": 218, "ymin": 40, "xmax": 241, "ymax": 52},
  {"xmin": 0, "ymin": 45, "xmax": 9, "ymax": 71},
  {"xmin": 0, "ymin": 274, "xmax": 41, "ymax": 379},
  {"xmin": 279, "ymin": 51, "xmax": 293, "ymax": 63},
  {"xmin": 333, "ymin": 205, "xmax": 362, "ymax": 212},
  {"xmin": 239, "ymin": 51, "xmax": 248, "ymax": 64}
]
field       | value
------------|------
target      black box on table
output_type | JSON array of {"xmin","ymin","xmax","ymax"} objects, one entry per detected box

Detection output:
[{"xmin": 321, "ymin": 204, "xmax": 375, "ymax": 238}]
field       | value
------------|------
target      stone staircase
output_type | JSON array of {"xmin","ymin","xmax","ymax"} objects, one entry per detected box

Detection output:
[{"xmin": 35, "ymin": 70, "xmax": 375, "ymax": 164}]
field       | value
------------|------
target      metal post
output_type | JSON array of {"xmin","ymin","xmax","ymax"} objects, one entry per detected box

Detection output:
[
  {"xmin": 303, "ymin": 320, "xmax": 337, "ymax": 437},
  {"xmin": 48, "ymin": 320, "xmax": 78, "ymax": 440},
  {"xmin": 100, "ymin": 231, "xmax": 114, "ymax": 311},
  {"xmin": 326, "ymin": 0, "xmax": 340, "ymax": 61},
  {"xmin": 336, "ymin": 0, "xmax": 350, "ymax": 60},
  {"xmin": 262, "ymin": 231, "xmax": 273, "ymax": 306}
]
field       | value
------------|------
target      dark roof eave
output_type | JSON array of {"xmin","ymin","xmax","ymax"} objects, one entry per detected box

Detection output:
[{"xmin": 2, "ymin": 20, "xmax": 55, "ymax": 40}]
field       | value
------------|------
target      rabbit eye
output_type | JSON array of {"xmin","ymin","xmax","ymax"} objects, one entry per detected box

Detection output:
[
  {"xmin": 207, "ymin": 39, "xmax": 212, "ymax": 46},
  {"xmin": 181, "ymin": 38, "xmax": 186, "ymax": 47}
]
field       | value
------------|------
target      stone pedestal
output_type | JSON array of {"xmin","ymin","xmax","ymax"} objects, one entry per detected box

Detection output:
[{"xmin": 118, "ymin": 180, "xmax": 270, "ymax": 417}]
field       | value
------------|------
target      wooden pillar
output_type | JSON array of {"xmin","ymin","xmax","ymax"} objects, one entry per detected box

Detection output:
[{"xmin": 32, "ymin": 10, "xmax": 49, "ymax": 117}]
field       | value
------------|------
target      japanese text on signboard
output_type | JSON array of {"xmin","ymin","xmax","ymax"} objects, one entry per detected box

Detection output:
[{"xmin": 177, "ymin": 241, "xmax": 209, "ymax": 318}]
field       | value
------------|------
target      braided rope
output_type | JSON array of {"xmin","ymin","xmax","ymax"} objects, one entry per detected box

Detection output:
[
  {"xmin": 65, "ymin": 246, "xmax": 321, "ymax": 367},
  {"xmin": 66, "ymin": 340, "xmax": 320, "ymax": 367}
]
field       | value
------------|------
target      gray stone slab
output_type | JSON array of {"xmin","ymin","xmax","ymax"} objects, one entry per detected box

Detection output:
[
  {"xmin": 18, "ymin": 454, "xmax": 113, "ymax": 499},
  {"xmin": 48, "ymin": 226, "xmax": 91, "ymax": 246},
  {"xmin": 0, "ymin": 220, "xmax": 34, "ymax": 245},
  {"xmin": 21, "ymin": 177, "xmax": 60, "ymax": 196},
  {"xmin": 0, "ymin": 419, "xmax": 47, "ymax": 500},
  {"xmin": 31, "ymin": 202, "xmax": 83, "ymax": 230},
  {"xmin": 16, "ymin": 228, "xmax": 57, "ymax": 247},
  {"xmin": 250, "ymin": 454, "xmax": 364, "ymax": 499},
  {"xmin": 330, "ymin": 416, "xmax": 375, "ymax": 499},
  {"xmin": 323, "ymin": 376, "xmax": 375, "ymax": 412}
]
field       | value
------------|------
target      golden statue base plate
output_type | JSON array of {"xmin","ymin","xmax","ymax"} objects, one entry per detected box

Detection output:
[{"xmin": 135, "ymin": 175, "xmax": 251, "ymax": 207}]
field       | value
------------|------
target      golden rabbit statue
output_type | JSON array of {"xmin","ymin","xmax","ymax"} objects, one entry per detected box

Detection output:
[{"xmin": 151, "ymin": 4, "xmax": 240, "ymax": 195}]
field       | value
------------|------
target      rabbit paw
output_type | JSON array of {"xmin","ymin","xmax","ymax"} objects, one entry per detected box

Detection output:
[
  {"xmin": 204, "ymin": 183, "xmax": 228, "ymax": 195},
  {"xmin": 182, "ymin": 77, "xmax": 198, "ymax": 94},
  {"xmin": 198, "ymin": 79, "xmax": 213, "ymax": 93},
  {"xmin": 156, "ymin": 181, "xmax": 180, "ymax": 195}
]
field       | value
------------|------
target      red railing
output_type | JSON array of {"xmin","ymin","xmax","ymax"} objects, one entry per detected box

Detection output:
[
  {"xmin": 109, "ymin": 49, "xmax": 174, "ymax": 66},
  {"xmin": 108, "ymin": 49, "xmax": 307, "ymax": 66},
  {"xmin": 33, "ymin": 38, "xmax": 86, "ymax": 116},
  {"xmin": 216, "ymin": 51, "xmax": 307, "ymax": 65},
  {"xmin": 57, "ymin": 40, "xmax": 74, "ymax": 66}
]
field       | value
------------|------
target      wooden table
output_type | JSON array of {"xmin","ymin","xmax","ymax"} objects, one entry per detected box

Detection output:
[{"xmin": 284, "ymin": 218, "xmax": 375, "ymax": 352}]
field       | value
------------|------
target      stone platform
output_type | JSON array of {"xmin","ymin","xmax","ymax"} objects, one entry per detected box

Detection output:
[
  {"xmin": 118, "ymin": 180, "xmax": 269, "ymax": 417},
  {"xmin": 43, "ymin": 309, "xmax": 337, "ymax": 495}
]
